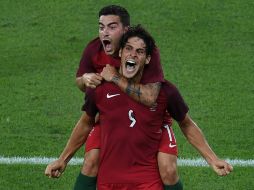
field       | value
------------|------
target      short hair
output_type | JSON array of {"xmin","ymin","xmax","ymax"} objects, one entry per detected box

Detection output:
[
  {"xmin": 99, "ymin": 5, "xmax": 130, "ymax": 27},
  {"xmin": 120, "ymin": 25, "xmax": 155, "ymax": 56}
]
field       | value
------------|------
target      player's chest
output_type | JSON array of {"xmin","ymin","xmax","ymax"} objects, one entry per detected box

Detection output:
[{"xmin": 95, "ymin": 84, "xmax": 167, "ymax": 127}]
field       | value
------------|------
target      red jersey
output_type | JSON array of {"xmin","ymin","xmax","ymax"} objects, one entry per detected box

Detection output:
[
  {"xmin": 76, "ymin": 37, "xmax": 164, "ymax": 84},
  {"xmin": 162, "ymin": 80, "xmax": 189, "ymax": 122},
  {"xmin": 82, "ymin": 80, "xmax": 188, "ymax": 185}
]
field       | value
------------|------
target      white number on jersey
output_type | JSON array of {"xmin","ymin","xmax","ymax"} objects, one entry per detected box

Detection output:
[{"xmin": 128, "ymin": 110, "xmax": 136, "ymax": 127}]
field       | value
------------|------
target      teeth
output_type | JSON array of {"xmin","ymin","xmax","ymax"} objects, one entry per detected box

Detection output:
[
  {"xmin": 125, "ymin": 59, "xmax": 136, "ymax": 72},
  {"xmin": 126, "ymin": 60, "xmax": 135, "ymax": 64}
]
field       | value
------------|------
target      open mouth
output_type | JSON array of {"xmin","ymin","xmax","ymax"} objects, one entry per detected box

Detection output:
[
  {"xmin": 102, "ymin": 39, "xmax": 112, "ymax": 52},
  {"xmin": 126, "ymin": 60, "xmax": 136, "ymax": 72}
]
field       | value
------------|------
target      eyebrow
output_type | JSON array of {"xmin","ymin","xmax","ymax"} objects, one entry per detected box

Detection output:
[
  {"xmin": 125, "ymin": 42, "xmax": 146, "ymax": 50},
  {"xmin": 99, "ymin": 22, "xmax": 119, "ymax": 26}
]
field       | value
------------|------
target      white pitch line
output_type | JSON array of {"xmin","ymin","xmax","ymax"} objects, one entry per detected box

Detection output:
[
  {"xmin": 177, "ymin": 158, "xmax": 254, "ymax": 167},
  {"xmin": 0, "ymin": 156, "xmax": 253, "ymax": 167},
  {"xmin": 0, "ymin": 156, "xmax": 83, "ymax": 165}
]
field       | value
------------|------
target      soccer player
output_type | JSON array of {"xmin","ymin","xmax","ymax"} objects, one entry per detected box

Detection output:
[
  {"xmin": 45, "ymin": 5, "xmax": 181, "ymax": 189},
  {"xmin": 75, "ymin": 5, "xmax": 182, "ymax": 189},
  {"xmin": 82, "ymin": 25, "xmax": 171, "ymax": 189}
]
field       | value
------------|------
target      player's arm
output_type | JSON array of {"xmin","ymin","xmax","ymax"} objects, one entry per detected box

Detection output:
[
  {"xmin": 101, "ymin": 64, "xmax": 161, "ymax": 107},
  {"xmin": 45, "ymin": 112, "xmax": 95, "ymax": 178},
  {"xmin": 114, "ymin": 75, "xmax": 161, "ymax": 107},
  {"xmin": 178, "ymin": 114, "xmax": 233, "ymax": 176}
]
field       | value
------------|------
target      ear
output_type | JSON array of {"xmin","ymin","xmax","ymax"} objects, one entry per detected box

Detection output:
[
  {"xmin": 119, "ymin": 49, "xmax": 122, "ymax": 57},
  {"xmin": 124, "ymin": 26, "xmax": 129, "ymax": 33},
  {"xmin": 145, "ymin": 55, "xmax": 151, "ymax": 65}
]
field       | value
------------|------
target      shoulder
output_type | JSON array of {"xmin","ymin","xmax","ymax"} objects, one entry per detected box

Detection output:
[
  {"xmin": 162, "ymin": 80, "xmax": 189, "ymax": 121},
  {"xmin": 161, "ymin": 80, "xmax": 185, "ymax": 102},
  {"xmin": 87, "ymin": 37, "xmax": 101, "ymax": 46},
  {"xmin": 84, "ymin": 37, "xmax": 102, "ymax": 53},
  {"xmin": 81, "ymin": 37, "xmax": 102, "ymax": 60},
  {"xmin": 162, "ymin": 80, "xmax": 178, "ymax": 95}
]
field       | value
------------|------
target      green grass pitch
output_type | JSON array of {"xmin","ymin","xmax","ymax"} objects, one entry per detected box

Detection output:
[{"xmin": 0, "ymin": 0, "xmax": 253, "ymax": 189}]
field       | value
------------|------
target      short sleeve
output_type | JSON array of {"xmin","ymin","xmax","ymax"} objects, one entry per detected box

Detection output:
[
  {"xmin": 81, "ymin": 88, "xmax": 98, "ymax": 117},
  {"xmin": 164, "ymin": 82, "xmax": 189, "ymax": 122},
  {"xmin": 76, "ymin": 38, "xmax": 100, "ymax": 77}
]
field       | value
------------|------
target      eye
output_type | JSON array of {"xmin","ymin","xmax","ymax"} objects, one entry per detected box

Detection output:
[
  {"xmin": 109, "ymin": 24, "xmax": 118, "ymax": 30},
  {"xmin": 124, "ymin": 45, "xmax": 132, "ymax": 51},
  {"xmin": 99, "ymin": 25, "xmax": 104, "ymax": 31},
  {"xmin": 137, "ymin": 49, "xmax": 145, "ymax": 55},
  {"xmin": 110, "ymin": 26, "xmax": 116, "ymax": 30}
]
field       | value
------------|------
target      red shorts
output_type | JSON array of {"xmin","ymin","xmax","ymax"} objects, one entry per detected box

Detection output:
[
  {"xmin": 158, "ymin": 124, "xmax": 178, "ymax": 156},
  {"xmin": 85, "ymin": 123, "xmax": 101, "ymax": 152},
  {"xmin": 85, "ymin": 124, "xmax": 178, "ymax": 156},
  {"xmin": 97, "ymin": 180, "xmax": 163, "ymax": 190}
]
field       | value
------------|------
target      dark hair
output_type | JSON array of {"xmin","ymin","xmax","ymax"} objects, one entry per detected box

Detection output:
[
  {"xmin": 120, "ymin": 25, "xmax": 155, "ymax": 55},
  {"xmin": 99, "ymin": 5, "xmax": 130, "ymax": 27}
]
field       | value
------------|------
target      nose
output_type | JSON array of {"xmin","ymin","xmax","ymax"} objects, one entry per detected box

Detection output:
[
  {"xmin": 101, "ymin": 27, "xmax": 109, "ymax": 36},
  {"xmin": 129, "ymin": 49, "xmax": 137, "ymax": 58}
]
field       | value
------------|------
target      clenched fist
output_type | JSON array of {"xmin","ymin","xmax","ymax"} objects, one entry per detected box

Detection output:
[{"xmin": 45, "ymin": 159, "xmax": 67, "ymax": 178}]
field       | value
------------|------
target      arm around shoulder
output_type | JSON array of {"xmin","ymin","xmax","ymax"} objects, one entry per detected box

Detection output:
[
  {"xmin": 100, "ymin": 64, "xmax": 161, "ymax": 107},
  {"xmin": 112, "ymin": 74, "xmax": 161, "ymax": 107}
]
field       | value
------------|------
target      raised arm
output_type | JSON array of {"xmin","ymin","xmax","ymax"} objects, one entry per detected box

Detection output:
[
  {"xmin": 45, "ymin": 112, "xmax": 95, "ymax": 178},
  {"xmin": 178, "ymin": 114, "xmax": 233, "ymax": 176},
  {"xmin": 101, "ymin": 64, "xmax": 161, "ymax": 107}
]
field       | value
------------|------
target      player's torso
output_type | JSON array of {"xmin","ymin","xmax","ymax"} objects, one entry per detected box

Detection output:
[{"xmin": 95, "ymin": 82, "xmax": 168, "ymax": 183}]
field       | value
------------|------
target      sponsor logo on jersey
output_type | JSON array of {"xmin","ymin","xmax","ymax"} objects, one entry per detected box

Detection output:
[{"xmin": 106, "ymin": 93, "xmax": 120, "ymax": 99}]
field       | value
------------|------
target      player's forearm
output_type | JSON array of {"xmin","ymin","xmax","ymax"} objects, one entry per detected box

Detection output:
[
  {"xmin": 76, "ymin": 77, "xmax": 86, "ymax": 92},
  {"xmin": 112, "ymin": 74, "xmax": 161, "ymax": 107},
  {"xmin": 179, "ymin": 115, "xmax": 218, "ymax": 165},
  {"xmin": 59, "ymin": 114, "xmax": 94, "ymax": 163},
  {"xmin": 58, "ymin": 126, "xmax": 87, "ymax": 164}
]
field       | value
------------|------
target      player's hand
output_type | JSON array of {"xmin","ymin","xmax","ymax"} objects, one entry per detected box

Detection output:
[
  {"xmin": 100, "ymin": 64, "xmax": 118, "ymax": 82},
  {"xmin": 45, "ymin": 159, "xmax": 67, "ymax": 178},
  {"xmin": 82, "ymin": 73, "xmax": 102, "ymax": 88},
  {"xmin": 210, "ymin": 159, "xmax": 233, "ymax": 176}
]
